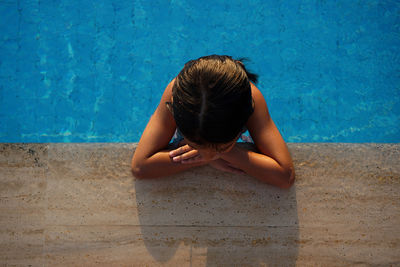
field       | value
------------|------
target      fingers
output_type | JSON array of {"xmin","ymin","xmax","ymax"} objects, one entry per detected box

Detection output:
[
  {"xmin": 169, "ymin": 144, "xmax": 201, "ymax": 163},
  {"xmin": 169, "ymin": 144, "xmax": 193, "ymax": 158},
  {"xmin": 177, "ymin": 149, "xmax": 200, "ymax": 163},
  {"xmin": 181, "ymin": 154, "xmax": 203, "ymax": 164}
]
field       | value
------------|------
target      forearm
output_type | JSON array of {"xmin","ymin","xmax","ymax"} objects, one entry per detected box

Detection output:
[
  {"xmin": 132, "ymin": 149, "xmax": 208, "ymax": 179},
  {"xmin": 220, "ymin": 144, "xmax": 295, "ymax": 188}
]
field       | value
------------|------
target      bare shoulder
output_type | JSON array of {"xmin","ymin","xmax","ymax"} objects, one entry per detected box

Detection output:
[
  {"xmin": 249, "ymin": 82, "xmax": 271, "ymax": 120},
  {"xmin": 247, "ymin": 82, "xmax": 271, "ymax": 134},
  {"xmin": 246, "ymin": 82, "xmax": 293, "ymax": 170},
  {"xmin": 154, "ymin": 77, "xmax": 175, "ymax": 120},
  {"xmin": 132, "ymin": 78, "xmax": 177, "ymax": 164}
]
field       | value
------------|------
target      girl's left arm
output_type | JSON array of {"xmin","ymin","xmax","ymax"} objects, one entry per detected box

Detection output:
[{"xmin": 220, "ymin": 83, "xmax": 295, "ymax": 189}]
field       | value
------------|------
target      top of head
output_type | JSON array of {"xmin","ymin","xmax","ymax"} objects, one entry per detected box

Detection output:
[{"xmin": 171, "ymin": 55, "xmax": 256, "ymax": 147}]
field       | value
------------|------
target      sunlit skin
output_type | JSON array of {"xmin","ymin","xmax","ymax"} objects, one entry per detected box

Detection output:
[
  {"xmin": 168, "ymin": 134, "xmax": 246, "ymax": 174},
  {"xmin": 169, "ymin": 138, "xmax": 236, "ymax": 162},
  {"xmin": 131, "ymin": 77, "xmax": 295, "ymax": 188}
]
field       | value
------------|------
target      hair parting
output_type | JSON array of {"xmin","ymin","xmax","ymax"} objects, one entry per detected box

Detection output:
[{"xmin": 168, "ymin": 54, "xmax": 258, "ymax": 148}]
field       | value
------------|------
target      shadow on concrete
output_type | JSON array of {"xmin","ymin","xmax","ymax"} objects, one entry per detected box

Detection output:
[{"xmin": 134, "ymin": 143, "xmax": 299, "ymax": 266}]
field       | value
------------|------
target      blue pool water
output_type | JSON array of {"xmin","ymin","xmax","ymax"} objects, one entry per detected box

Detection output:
[{"xmin": 0, "ymin": 0, "xmax": 399, "ymax": 142}]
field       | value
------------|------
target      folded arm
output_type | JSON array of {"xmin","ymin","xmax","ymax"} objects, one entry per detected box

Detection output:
[
  {"xmin": 222, "ymin": 83, "xmax": 295, "ymax": 188},
  {"xmin": 165, "ymin": 83, "xmax": 295, "ymax": 188},
  {"xmin": 131, "ymin": 78, "xmax": 208, "ymax": 179},
  {"xmin": 220, "ymin": 142, "xmax": 295, "ymax": 188}
]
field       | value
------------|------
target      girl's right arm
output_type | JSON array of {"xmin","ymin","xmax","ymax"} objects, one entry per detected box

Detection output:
[{"xmin": 131, "ymin": 78, "xmax": 208, "ymax": 179}]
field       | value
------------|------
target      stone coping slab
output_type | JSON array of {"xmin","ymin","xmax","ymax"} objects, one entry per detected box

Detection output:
[{"xmin": 0, "ymin": 143, "xmax": 399, "ymax": 266}]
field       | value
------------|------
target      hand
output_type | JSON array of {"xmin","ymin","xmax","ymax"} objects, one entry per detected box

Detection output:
[
  {"xmin": 209, "ymin": 159, "xmax": 246, "ymax": 174},
  {"xmin": 169, "ymin": 140, "xmax": 220, "ymax": 164}
]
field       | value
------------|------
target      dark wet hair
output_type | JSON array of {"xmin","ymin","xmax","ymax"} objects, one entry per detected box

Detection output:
[{"xmin": 166, "ymin": 55, "xmax": 258, "ymax": 150}]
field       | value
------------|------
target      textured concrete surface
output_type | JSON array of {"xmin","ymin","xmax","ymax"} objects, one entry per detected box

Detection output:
[{"xmin": 0, "ymin": 143, "xmax": 399, "ymax": 266}]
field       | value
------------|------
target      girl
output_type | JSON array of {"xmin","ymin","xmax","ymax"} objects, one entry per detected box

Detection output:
[{"xmin": 131, "ymin": 55, "xmax": 295, "ymax": 189}]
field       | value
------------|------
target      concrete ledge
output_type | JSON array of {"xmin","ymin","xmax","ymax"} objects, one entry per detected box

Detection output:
[{"xmin": 0, "ymin": 143, "xmax": 399, "ymax": 266}]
